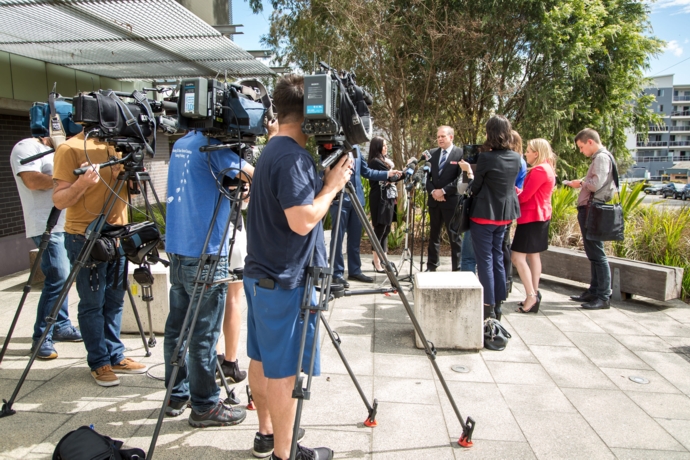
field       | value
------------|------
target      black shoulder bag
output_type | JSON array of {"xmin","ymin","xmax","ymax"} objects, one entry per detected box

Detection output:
[{"xmin": 585, "ymin": 153, "xmax": 624, "ymax": 242}]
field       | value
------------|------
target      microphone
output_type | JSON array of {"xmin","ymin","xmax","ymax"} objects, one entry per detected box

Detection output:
[{"xmin": 418, "ymin": 150, "xmax": 431, "ymax": 162}]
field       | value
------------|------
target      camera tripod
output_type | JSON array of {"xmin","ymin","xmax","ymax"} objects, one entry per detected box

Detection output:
[
  {"xmin": 290, "ymin": 179, "xmax": 475, "ymax": 459},
  {"xmin": 0, "ymin": 145, "xmax": 165, "ymax": 419},
  {"xmin": 146, "ymin": 166, "xmax": 249, "ymax": 460}
]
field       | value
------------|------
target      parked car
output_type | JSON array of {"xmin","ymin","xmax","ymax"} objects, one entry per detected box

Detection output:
[
  {"xmin": 643, "ymin": 183, "xmax": 665, "ymax": 195},
  {"xmin": 661, "ymin": 183, "xmax": 685, "ymax": 198},
  {"xmin": 679, "ymin": 184, "xmax": 690, "ymax": 200}
]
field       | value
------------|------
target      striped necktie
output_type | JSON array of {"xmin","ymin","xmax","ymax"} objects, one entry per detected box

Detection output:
[{"xmin": 439, "ymin": 149, "xmax": 448, "ymax": 172}]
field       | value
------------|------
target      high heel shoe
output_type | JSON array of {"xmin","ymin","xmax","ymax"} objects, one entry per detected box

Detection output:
[
  {"xmin": 516, "ymin": 294, "xmax": 540, "ymax": 314},
  {"xmin": 518, "ymin": 290, "xmax": 541, "ymax": 307},
  {"xmin": 372, "ymin": 261, "xmax": 385, "ymax": 273}
]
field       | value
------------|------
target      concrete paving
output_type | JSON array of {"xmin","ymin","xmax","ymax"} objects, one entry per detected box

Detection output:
[{"xmin": 1, "ymin": 253, "xmax": 690, "ymax": 459}]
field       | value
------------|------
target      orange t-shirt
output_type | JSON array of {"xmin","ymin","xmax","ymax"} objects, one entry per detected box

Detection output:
[{"xmin": 52, "ymin": 133, "xmax": 128, "ymax": 235}]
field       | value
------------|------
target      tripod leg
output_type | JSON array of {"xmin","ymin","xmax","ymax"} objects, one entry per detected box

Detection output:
[
  {"xmin": 344, "ymin": 182, "xmax": 476, "ymax": 447},
  {"xmin": 319, "ymin": 316, "xmax": 377, "ymax": 426},
  {"xmin": 0, "ymin": 207, "xmax": 63, "ymax": 365},
  {"xmin": 216, "ymin": 359, "xmax": 240, "ymax": 405},
  {"xmin": 144, "ymin": 294, "xmax": 157, "ymax": 348},
  {"xmin": 125, "ymin": 282, "xmax": 151, "ymax": 357}
]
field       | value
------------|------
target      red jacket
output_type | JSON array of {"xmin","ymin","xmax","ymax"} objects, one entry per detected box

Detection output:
[{"xmin": 517, "ymin": 163, "xmax": 555, "ymax": 224}]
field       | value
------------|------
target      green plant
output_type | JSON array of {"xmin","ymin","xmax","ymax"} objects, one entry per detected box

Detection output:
[
  {"xmin": 549, "ymin": 186, "xmax": 579, "ymax": 245},
  {"xmin": 131, "ymin": 204, "xmax": 166, "ymax": 235},
  {"xmin": 386, "ymin": 207, "xmax": 407, "ymax": 251}
]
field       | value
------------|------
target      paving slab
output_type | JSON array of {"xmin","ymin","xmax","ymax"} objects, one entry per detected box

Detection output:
[
  {"xmin": 655, "ymin": 419, "xmax": 690, "ymax": 451},
  {"xmin": 580, "ymin": 308, "xmax": 655, "ymax": 336},
  {"xmin": 432, "ymin": 352, "xmax": 495, "ymax": 383},
  {"xmin": 616, "ymin": 334, "xmax": 676, "ymax": 353},
  {"xmin": 451, "ymin": 440, "xmax": 536, "ymax": 459},
  {"xmin": 635, "ymin": 351, "xmax": 690, "ymax": 395},
  {"xmin": 485, "ymin": 361, "xmax": 556, "ymax": 386},
  {"xmin": 626, "ymin": 391, "xmax": 690, "ymax": 420},
  {"xmin": 497, "ymin": 383, "xmax": 577, "ymax": 413},
  {"xmin": 609, "ymin": 448, "xmax": 690, "ymax": 459},
  {"xmin": 600, "ymin": 367, "xmax": 682, "ymax": 394},
  {"xmin": 541, "ymin": 309, "xmax": 608, "ymax": 333},
  {"xmin": 504, "ymin": 316, "xmax": 574, "ymax": 347},
  {"xmin": 562, "ymin": 387, "xmax": 686, "ymax": 451},
  {"xmin": 530, "ymin": 345, "xmax": 617, "ymax": 390},
  {"xmin": 511, "ymin": 410, "xmax": 615, "ymax": 460},
  {"xmin": 564, "ymin": 331, "xmax": 652, "ymax": 369}
]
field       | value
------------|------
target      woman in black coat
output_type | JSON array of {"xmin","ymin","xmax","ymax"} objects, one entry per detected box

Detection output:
[
  {"xmin": 469, "ymin": 115, "xmax": 521, "ymax": 320},
  {"xmin": 368, "ymin": 136, "xmax": 397, "ymax": 272}
]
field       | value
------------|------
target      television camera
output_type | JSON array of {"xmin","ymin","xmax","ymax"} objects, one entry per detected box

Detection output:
[{"xmin": 302, "ymin": 62, "xmax": 374, "ymax": 168}]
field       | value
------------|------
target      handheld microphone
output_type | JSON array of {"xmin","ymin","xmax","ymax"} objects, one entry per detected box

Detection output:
[{"xmin": 418, "ymin": 150, "xmax": 431, "ymax": 162}]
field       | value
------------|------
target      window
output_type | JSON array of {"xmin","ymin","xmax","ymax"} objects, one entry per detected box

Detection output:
[{"xmin": 660, "ymin": 105, "xmax": 664, "ymax": 112}]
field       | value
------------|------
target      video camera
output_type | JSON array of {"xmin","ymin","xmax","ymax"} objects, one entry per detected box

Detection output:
[
  {"xmin": 302, "ymin": 62, "xmax": 373, "ymax": 168},
  {"xmin": 72, "ymin": 88, "xmax": 178, "ymax": 159},
  {"xmin": 176, "ymin": 78, "xmax": 273, "ymax": 147}
]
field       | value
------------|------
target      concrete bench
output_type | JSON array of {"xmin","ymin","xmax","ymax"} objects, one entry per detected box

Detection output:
[
  {"xmin": 413, "ymin": 272, "xmax": 483, "ymax": 351},
  {"xmin": 540, "ymin": 245, "xmax": 684, "ymax": 301},
  {"xmin": 122, "ymin": 262, "xmax": 170, "ymax": 334}
]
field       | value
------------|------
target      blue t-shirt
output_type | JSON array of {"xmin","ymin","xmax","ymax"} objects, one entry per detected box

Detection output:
[
  {"xmin": 515, "ymin": 158, "xmax": 527, "ymax": 189},
  {"xmin": 165, "ymin": 131, "xmax": 246, "ymax": 257},
  {"xmin": 244, "ymin": 136, "xmax": 327, "ymax": 290}
]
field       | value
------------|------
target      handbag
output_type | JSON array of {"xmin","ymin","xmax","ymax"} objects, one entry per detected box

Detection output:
[
  {"xmin": 450, "ymin": 192, "xmax": 473, "ymax": 237},
  {"xmin": 585, "ymin": 152, "xmax": 624, "ymax": 242},
  {"xmin": 483, "ymin": 318, "xmax": 511, "ymax": 351}
]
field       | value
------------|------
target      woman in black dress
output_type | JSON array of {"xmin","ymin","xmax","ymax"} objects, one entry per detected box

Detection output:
[{"xmin": 368, "ymin": 136, "xmax": 397, "ymax": 272}]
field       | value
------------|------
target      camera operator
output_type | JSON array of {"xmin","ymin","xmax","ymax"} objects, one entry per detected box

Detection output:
[
  {"xmin": 10, "ymin": 131, "xmax": 83, "ymax": 360},
  {"xmin": 162, "ymin": 130, "xmax": 253, "ymax": 427},
  {"xmin": 53, "ymin": 132, "xmax": 147, "ymax": 387},
  {"xmin": 424, "ymin": 126, "xmax": 472, "ymax": 272},
  {"xmin": 243, "ymin": 74, "xmax": 352, "ymax": 460}
]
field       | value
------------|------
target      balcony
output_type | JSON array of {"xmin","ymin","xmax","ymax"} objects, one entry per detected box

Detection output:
[
  {"xmin": 669, "ymin": 126, "xmax": 690, "ymax": 132},
  {"xmin": 668, "ymin": 140, "xmax": 690, "ymax": 149},
  {"xmin": 636, "ymin": 141, "xmax": 668, "ymax": 148},
  {"xmin": 673, "ymin": 95, "xmax": 690, "ymax": 102},
  {"xmin": 634, "ymin": 155, "xmax": 684, "ymax": 163},
  {"xmin": 648, "ymin": 125, "xmax": 669, "ymax": 132},
  {"xmin": 671, "ymin": 110, "xmax": 690, "ymax": 117}
]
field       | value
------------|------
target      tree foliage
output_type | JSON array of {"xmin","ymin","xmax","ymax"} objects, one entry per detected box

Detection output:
[{"xmin": 249, "ymin": 0, "xmax": 662, "ymax": 177}]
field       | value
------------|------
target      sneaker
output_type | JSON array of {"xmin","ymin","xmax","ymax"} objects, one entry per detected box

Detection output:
[
  {"xmin": 91, "ymin": 365, "xmax": 120, "ymax": 387},
  {"xmin": 220, "ymin": 359, "xmax": 247, "ymax": 383},
  {"xmin": 31, "ymin": 339, "xmax": 58, "ymax": 360},
  {"xmin": 165, "ymin": 398, "xmax": 190, "ymax": 417},
  {"xmin": 252, "ymin": 428, "xmax": 306, "ymax": 458},
  {"xmin": 188, "ymin": 401, "xmax": 246, "ymax": 428},
  {"xmin": 112, "ymin": 357, "xmax": 147, "ymax": 374},
  {"xmin": 271, "ymin": 444, "xmax": 333, "ymax": 460},
  {"xmin": 53, "ymin": 325, "xmax": 83, "ymax": 342}
]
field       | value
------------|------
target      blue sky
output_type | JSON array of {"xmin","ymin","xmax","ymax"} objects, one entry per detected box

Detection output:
[{"xmin": 232, "ymin": 0, "xmax": 690, "ymax": 84}]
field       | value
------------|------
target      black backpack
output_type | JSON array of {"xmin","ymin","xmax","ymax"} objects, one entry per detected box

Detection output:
[{"xmin": 53, "ymin": 426, "xmax": 146, "ymax": 460}]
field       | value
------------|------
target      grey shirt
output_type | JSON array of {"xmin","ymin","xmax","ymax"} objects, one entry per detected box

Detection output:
[{"xmin": 577, "ymin": 147, "xmax": 617, "ymax": 206}]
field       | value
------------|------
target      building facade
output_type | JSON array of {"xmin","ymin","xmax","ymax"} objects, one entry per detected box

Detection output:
[{"xmin": 627, "ymin": 74, "xmax": 690, "ymax": 182}]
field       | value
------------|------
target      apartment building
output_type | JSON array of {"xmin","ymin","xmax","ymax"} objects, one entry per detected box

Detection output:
[{"xmin": 628, "ymin": 74, "xmax": 690, "ymax": 182}]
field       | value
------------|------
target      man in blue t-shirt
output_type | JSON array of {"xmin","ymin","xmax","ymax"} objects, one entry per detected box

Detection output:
[
  {"xmin": 163, "ymin": 130, "xmax": 253, "ymax": 427},
  {"xmin": 243, "ymin": 74, "xmax": 352, "ymax": 460}
]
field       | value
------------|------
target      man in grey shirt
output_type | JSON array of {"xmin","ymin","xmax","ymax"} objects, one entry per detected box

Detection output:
[{"xmin": 565, "ymin": 128, "xmax": 617, "ymax": 310}]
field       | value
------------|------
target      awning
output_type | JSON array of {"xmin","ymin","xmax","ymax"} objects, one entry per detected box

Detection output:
[{"xmin": 0, "ymin": 0, "xmax": 274, "ymax": 80}]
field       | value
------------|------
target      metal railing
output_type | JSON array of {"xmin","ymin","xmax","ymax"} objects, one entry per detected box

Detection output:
[
  {"xmin": 669, "ymin": 140, "xmax": 690, "ymax": 147},
  {"xmin": 634, "ymin": 155, "xmax": 686, "ymax": 163},
  {"xmin": 671, "ymin": 110, "xmax": 690, "ymax": 117},
  {"xmin": 673, "ymin": 95, "xmax": 690, "ymax": 102},
  {"xmin": 669, "ymin": 126, "xmax": 690, "ymax": 131},
  {"xmin": 636, "ymin": 141, "xmax": 668, "ymax": 147},
  {"xmin": 648, "ymin": 125, "xmax": 669, "ymax": 132}
]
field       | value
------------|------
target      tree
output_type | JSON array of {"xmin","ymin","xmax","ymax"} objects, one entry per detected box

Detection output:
[{"xmin": 249, "ymin": 0, "xmax": 662, "ymax": 178}]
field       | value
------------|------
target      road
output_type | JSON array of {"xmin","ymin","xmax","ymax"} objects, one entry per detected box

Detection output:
[{"xmin": 641, "ymin": 192, "xmax": 690, "ymax": 208}]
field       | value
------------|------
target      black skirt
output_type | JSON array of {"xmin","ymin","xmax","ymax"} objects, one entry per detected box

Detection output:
[{"xmin": 511, "ymin": 220, "xmax": 550, "ymax": 254}]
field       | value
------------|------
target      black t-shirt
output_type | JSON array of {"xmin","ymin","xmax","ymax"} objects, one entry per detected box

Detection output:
[{"xmin": 244, "ymin": 136, "xmax": 327, "ymax": 290}]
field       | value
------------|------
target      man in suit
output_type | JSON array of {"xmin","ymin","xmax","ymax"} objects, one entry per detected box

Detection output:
[
  {"xmin": 329, "ymin": 145, "xmax": 400, "ymax": 287},
  {"xmin": 426, "ymin": 126, "xmax": 464, "ymax": 271}
]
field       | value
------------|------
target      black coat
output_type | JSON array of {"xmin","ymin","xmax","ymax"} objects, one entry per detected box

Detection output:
[
  {"xmin": 469, "ymin": 149, "xmax": 521, "ymax": 221},
  {"xmin": 425, "ymin": 146, "xmax": 463, "ymax": 210}
]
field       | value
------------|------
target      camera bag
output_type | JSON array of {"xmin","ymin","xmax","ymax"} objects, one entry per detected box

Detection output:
[{"xmin": 52, "ymin": 426, "xmax": 145, "ymax": 460}]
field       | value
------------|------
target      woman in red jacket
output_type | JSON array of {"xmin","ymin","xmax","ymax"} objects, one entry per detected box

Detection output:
[{"xmin": 512, "ymin": 138, "xmax": 556, "ymax": 313}]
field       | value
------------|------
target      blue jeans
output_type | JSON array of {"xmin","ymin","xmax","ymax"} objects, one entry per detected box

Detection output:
[
  {"xmin": 329, "ymin": 200, "xmax": 363, "ymax": 277},
  {"xmin": 470, "ymin": 222, "xmax": 507, "ymax": 305},
  {"xmin": 165, "ymin": 254, "xmax": 227, "ymax": 413},
  {"xmin": 577, "ymin": 207, "xmax": 612, "ymax": 300},
  {"xmin": 31, "ymin": 232, "xmax": 72, "ymax": 342},
  {"xmin": 461, "ymin": 231, "xmax": 476, "ymax": 273},
  {"xmin": 65, "ymin": 233, "xmax": 126, "ymax": 370}
]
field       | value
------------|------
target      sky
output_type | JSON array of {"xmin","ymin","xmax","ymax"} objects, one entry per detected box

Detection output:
[{"xmin": 231, "ymin": 0, "xmax": 690, "ymax": 85}]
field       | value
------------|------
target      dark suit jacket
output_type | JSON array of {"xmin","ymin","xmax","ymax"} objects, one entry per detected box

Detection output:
[
  {"xmin": 425, "ymin": 145, "xmax": 463, "ymax": 210},
  {"xmin": 469, "ymin": 149, "xmax": 521, "ymax": 221}
]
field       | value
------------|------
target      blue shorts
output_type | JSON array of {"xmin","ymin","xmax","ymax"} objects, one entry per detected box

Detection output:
[{"xmin": 244, "ymin": 276, "xmax": 321, "ymax": 379}]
